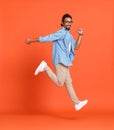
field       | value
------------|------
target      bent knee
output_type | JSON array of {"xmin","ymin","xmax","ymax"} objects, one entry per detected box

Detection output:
[
  {"xmin": 57, "ymin": 84, "xmax": 62, "ymax": 87},
  {"xmin": 57, "ymin": 81, "xmax": 64, "ymax": 87}
]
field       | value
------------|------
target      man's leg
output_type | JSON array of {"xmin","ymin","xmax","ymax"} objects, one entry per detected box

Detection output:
[
  {"xmin": 34, "ymin": 61, "xmax": 67, "ymax": 86},
  {"xmin": 44, "ymin": 64, "xmax": 67, "ymax": 87},
  {"xmin": 65, "ymin": 68, "xmax": 88, "ymax": 110},
  {"xmin": 64, "ymin": 69, "xmax": 79, "ymax": 104}
]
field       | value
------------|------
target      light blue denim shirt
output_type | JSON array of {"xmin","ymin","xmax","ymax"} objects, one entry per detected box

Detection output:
[{"xmin": 39, "ymin": 27, "xmax": 76, "ymax": 67}]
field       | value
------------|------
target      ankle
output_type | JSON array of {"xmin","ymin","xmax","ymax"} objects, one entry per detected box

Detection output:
[{"xmin": 75, "ymin": 100, "xmax": 80, "ymax": 105}]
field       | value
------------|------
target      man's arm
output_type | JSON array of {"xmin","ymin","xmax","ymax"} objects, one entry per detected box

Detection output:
[
  {"xmin": 25, "ymin": 29, "xmax": 64, "ymax": 45},
  {"xmin": 75, "ymin": 28, "xmax": 83, "ymax": 50}
]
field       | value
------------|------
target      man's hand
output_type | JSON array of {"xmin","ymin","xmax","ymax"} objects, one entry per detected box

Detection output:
[
  {"xmin": 25, "ymin": 38, "xmax": 32, "ymax": 44},
  {"xmin": 77, "ymin": 28, "xmax": 83, "ymax": 35},
  {"xmin": 75, "ymin": 28, "xmax": 83, "ymax": 50},
  {"xmin": 25, "ymin": 37, "xmax": 39, "ymax": 44}
]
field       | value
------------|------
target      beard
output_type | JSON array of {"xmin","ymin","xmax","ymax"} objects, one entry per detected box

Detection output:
[
  {"xmin": 65, "ymin": 25, "xmax": 71, "ymax": 30},
  {"xmin": 66, "ymin": 27, "xmax": 70, "ymax": 30},
  {"xmin": 66, "ymin": 28, "xmax": 70, "ymax": 30},
  {"xmin": 61, "ymin": 24, "xmax": 71, "ymax": 30}
]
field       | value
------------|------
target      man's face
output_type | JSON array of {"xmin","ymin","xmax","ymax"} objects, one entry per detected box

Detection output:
[{"xmin": 62, "ymin": 17, "xmax": 73, "ymax": 30}]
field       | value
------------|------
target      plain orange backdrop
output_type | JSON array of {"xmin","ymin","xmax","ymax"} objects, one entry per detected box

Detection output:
[{"xmin": 0, "ymin": 0, "xmax": 114, "ymax": 114}]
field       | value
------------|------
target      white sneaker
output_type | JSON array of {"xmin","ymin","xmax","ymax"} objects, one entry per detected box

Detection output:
[
  {"xmin": 75, "ymin": 99, "xmax": 88, "ymax": 111},
  {"xmin": 34, "ymin": 60, "xmax": 47, "ymax": 75}
]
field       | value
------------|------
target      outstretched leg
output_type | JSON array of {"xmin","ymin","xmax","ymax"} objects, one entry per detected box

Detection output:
[
  {"xmin": 64, "ymin": 68, "xmax": 79, "ymax": 104},
  {"xmin": 65, "ymin": 68, "xmax": 88, "ymax": 111}
]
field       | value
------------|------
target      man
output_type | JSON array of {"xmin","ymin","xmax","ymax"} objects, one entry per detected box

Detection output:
[{"xmin": 25, "ymin": 13, "xmax": 88, "ymax": 111}]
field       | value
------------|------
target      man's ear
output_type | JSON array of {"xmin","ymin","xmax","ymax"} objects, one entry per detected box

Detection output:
[{"xmin": 61, "ymin": 22, "xmax": 63, "ymax": 26}]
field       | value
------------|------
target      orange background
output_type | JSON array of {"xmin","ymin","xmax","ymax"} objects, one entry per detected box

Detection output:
[{"xmin": 0, "ymin": 0, "xmax": 114, "ymax": 114}]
